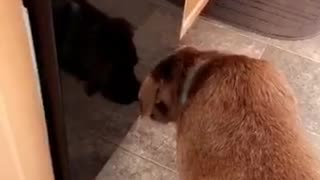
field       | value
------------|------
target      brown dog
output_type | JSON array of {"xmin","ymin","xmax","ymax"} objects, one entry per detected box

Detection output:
[{"xmin": 139, "ymin": 47, "xmax": 320, "ymax": 180}]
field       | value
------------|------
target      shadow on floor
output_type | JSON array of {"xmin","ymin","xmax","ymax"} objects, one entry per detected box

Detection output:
[{"xmin": 61, "ymin": 71, "xmax": 140, "ymax": 180}]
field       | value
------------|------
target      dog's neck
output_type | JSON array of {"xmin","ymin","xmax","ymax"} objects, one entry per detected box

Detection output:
[{"xmin": 180, "ymin": 61, "xmax": 207, "ymax": 105}]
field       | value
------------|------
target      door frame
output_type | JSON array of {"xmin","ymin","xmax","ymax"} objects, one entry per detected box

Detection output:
[
  {"xmin": 22, "ymin": 0, "xmax": 69, "ymax": 179},
  {"xmin": 180, "ymin": 0, "xmax": 209, "ymax": 38}
]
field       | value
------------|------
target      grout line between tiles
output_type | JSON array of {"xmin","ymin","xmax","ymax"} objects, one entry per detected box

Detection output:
[
  {"xmin": 265, "ymin": 44, "xmax": 320, "ymax": 64},
  {"xmin": 104, "ymin": 139, "xmax": 178, "ymax": 174},
  {"xmin": 258, "ymin": 45, "xmax": 267, "ymax": 59}
]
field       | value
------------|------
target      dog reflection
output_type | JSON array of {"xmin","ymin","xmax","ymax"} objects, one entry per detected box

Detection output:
[{"xmin": 53, "ymin": 1, "xmax": 140, "ymax": 104}]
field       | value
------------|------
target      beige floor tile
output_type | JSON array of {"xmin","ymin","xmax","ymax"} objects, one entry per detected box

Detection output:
[
  {"xmin": 262, "ymin": 46, "xmax": 320, "ymax": 134},
  {"xmin": 134, "ymin": 8, "xmax": 182, "ymax": 68},
  {"xmin": 203, "ymin": 17, "xmax": 270, "ymax": 42},
  {"xmin": 118, "ymin": 117, "xmax": 177, "ymax": 170},
  {"xmin": 88, "ymin": 0, "xmax": 157, "ymax": 27},
  {"xmin": 146, "ymin": 0, "xmax": 181, "ymax": 11},
  {"xmin": 135, "ymin": 63, "xmax": 152, "ymax": 82},
  {"xmin": 96, "ymin": 147, "xmax": 177, "ymax": 180},
  {"xmin": 68, "ymin": 134, "xmax": 119, "ymax": 180},
  {"xmin": 269, "ymin": 34, "xmax": 320, "ymax": 62},
  {"xmin": 182, "ymin": 19, "xmax": 267, "ymax": 58}
]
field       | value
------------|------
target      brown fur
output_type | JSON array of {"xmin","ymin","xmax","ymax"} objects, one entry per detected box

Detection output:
[{"xmin": 139, "ymin": 47, "xmax": 320, "ymax": 180}]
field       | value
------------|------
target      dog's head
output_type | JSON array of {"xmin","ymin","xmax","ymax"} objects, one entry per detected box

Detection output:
[
  {"xmin": 80, "ymin": 3, "xmax": 140, "ymax": 104},
  {"xmin": 97, "ymin": 17, "xmax": 140, "ymax": 104},
  {"xmin": 138, "ymin": 46, "xmax": 202, "ymax": 121}
]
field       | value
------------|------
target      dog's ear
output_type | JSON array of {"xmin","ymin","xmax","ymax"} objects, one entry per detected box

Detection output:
[
  {"xmin": 138, "ymin": 75, "xmax": 160, "ymax": 118},
  {"xmin": 138, "ymin": 46, "xmax": 201, "ymax": 119}
]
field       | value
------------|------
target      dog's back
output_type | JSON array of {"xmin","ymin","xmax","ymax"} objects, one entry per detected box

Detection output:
[{"xmin": 177, "ymin": 55, "xmax": 320, "ymax": 180}]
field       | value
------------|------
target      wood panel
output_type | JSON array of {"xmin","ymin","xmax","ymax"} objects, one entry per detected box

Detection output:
[{"xmin": 0, "ymin": 0, "xmax": 54, "ymax": 179}]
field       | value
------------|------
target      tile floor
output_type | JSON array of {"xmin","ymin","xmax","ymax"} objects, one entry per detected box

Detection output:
[{"xmin": 61, "ymin": 0, "xmax": 320, "ymax": 179}]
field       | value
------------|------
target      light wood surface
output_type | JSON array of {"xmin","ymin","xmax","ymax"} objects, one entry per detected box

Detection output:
[
  {"xmin": 0, "ymin": 0, "xmax": 54, "ymax": 180},
  {"xmin": 180, "ymin": 0, "xmax": 208, "ymax": 39}
]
